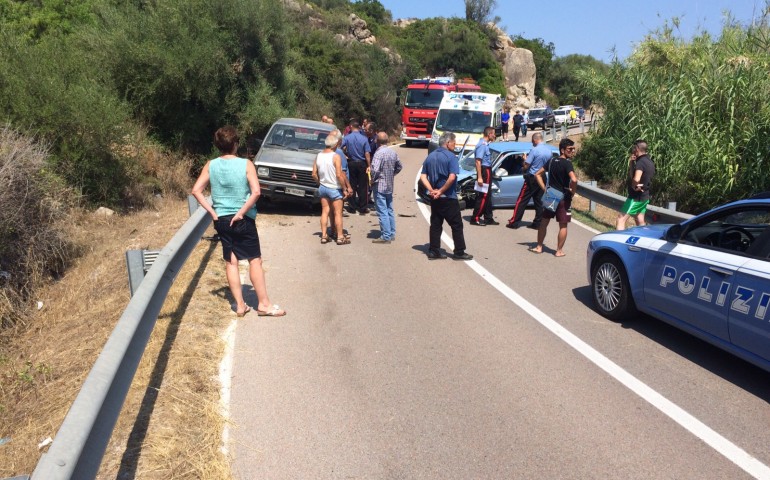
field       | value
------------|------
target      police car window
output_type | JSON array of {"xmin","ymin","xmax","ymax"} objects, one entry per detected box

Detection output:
[{"xmin": 682, "ymin": 208, "xmax": 770, "ymax": 255}]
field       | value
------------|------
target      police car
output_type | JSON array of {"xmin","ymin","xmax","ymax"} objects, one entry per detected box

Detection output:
[{"xmin": 587, "ymin": 197, "xmax": 770, "ymax": 372}]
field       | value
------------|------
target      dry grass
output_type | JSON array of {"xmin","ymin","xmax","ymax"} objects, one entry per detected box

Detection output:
[
  {"xmin": 0, "ymin": 197, "xmax": 233, "ymax": 479},
  {"xmin": 0, "ymin": 126, "xmax": 79, "ymax": 329}
]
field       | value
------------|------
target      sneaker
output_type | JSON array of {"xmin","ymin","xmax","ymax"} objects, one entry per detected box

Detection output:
[
  {"xmin": 372, "ymin": 238, "xmax": 391, "ymax": 244},
  {"xmin": 359, "ymin": 208, "xmax": 370, "ymax": 215},
  {"xmin": 453, "ymin": 252, "xmax": 474, "ymax": 260},
  {"xmin": 527, "ymin": 223, "xmax": 541, "ymax": 230},
  {"xmin": 486, "ymin": 219, "xmax": 500, "ymax": 226},
  {"xmin": 506, "ymin": 222, "xmax": 520, "ymax": 229},
  {"xmin": 470, "ymin": 220, "xmax": 486, "ymax": 226},
  {"xmin": 427, "ymin": 250, "xmax": 448, "ymax": 260}
]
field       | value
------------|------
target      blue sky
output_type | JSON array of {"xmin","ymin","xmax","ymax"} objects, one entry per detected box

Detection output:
[{"xmin": 381, "ymin": 0, "xmax": 765, "ymax": 61}]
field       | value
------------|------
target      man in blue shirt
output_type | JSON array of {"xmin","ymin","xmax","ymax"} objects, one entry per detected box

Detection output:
[
  {"xmin": 420, "ymin": 132, "xmax": 473, "ymax": 260},
  {"xmin": 501, "ymin": 108, "xmax": 510, "ymax": 141},
  {"xmin": 507, "ymin": 132, "xmax": 553, "ymax": 229},
  {"xmin": 341, "ymin": 121, "xmax": 372, "ymax": 214},
  {"xmin": 471, "ymin": 127, "xmax": 499, "ymax": 226}
]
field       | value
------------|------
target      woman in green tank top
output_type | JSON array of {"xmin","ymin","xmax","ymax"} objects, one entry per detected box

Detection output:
[{"xmin": 191, "ymin": 126, "xmax": 286, "ymax": 317}]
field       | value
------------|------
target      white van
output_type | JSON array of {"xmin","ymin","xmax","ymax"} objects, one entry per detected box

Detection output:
[{"xmin": 428, "ymin": 92, "xmax": 504, "ymax": 153}]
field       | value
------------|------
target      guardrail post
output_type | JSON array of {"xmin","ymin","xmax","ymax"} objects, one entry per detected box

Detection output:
[
  {"xmin": 187, "ymin": 194, "xmax": 200, "ymax": 217},
  {"xmin": 589, "ymin": 181, "xmax": 597, "ymax": 213},
  {"xmin": 580, "ymin": 120, "xmax": 585, "ymax": 135},
  {"xmin": 664, "ymin": 201, "xmax": 678, "ymax": 211},
  {"xmin": 126, "ymin": 250, "xmax": 161, "ymax": 297},
  {"xmin": 561, "ymin": 124, "xmax": 567, "ymax": 139},
  {"xmin": 126, "ymin": 250, "xmax": 145, "ymax": 297}
]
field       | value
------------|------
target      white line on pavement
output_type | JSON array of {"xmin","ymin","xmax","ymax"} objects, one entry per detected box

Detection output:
[{"xmin": 412, "ymin": 169, "xmax": 770, "ymax": 479}]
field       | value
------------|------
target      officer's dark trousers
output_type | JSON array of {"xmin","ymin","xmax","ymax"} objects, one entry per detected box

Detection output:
[
  {"xmin": 472, "ymin": 166, "xmax": 493, "ymax": 223},
  {"xmin": 347, "ymin": 160, "xmax": 368, "ymax": 212},
  {"xmin": 429, "ymin": 197, "xmax": 467, "ymax": 254},
  {"xmin": 508, "ymin": 173, "xmax": 544, "ymax": 226}
]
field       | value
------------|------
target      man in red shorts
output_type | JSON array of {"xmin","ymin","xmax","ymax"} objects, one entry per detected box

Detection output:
[{"xmin": 530, "ymin": 138, "xmax": 578, "ymax": 257}]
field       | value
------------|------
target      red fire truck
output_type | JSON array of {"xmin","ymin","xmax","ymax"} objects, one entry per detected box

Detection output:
[{"xmin": 400, "ymin": 77, "xmax": 481, "ymax": 147}]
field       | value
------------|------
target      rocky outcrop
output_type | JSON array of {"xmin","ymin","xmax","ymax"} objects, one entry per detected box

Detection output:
[
  {"xmin": 488, "ymin": 23, "xmax": 537, "ymax": 109},
  {"xmin": 393, "ymin": 18, "xmax": 418, "ymax": 29},
  {"xmin": 330, "ymin": 14, "xmax": 400, "ymax": 62},
  {"xmin": 349, "ymin": 14, "xmax": 376, "ymax": 45}
]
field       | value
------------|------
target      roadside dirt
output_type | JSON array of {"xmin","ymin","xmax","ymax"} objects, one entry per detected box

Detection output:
[{"xmin": 0, "ymin": 197, "xmax": 280, "ymax": 479}]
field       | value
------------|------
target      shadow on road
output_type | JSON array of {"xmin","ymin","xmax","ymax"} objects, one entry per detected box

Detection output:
[{"xmin": 571, "ymin": 286, "xmax": 770, "ymax": 403}]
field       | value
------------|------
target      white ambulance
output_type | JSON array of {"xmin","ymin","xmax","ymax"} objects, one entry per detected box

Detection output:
[{"xmin": 428, "ymin": 92, "xmax": 504, "ymax": 154}]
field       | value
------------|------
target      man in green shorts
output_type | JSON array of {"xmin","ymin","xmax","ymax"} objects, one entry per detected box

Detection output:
[{"xmin": 616, "ymin": 140, "xmax": 655, "ymax": 230}]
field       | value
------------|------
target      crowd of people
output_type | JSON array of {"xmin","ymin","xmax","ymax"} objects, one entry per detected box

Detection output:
[{"xmin": 192, "ymin": 116, "xmax": 651, "ymax": 316}]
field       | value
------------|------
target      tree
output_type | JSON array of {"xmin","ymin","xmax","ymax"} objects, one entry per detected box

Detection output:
[
  {"xmin": 464, "ymin": 0, "xmax": 497, "ymax": 25},
  {"xmin": 549, "ymin": 54, "xmax": 608, "ymax": 106},
  {"xmin": 352, "ymin": 0, "xmax": 391, "ymax": 25}
]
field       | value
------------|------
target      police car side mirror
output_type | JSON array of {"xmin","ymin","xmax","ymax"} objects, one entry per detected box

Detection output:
[{"xmin": 666, "ymin": 224, "xmax": 683, "ymax": 242}]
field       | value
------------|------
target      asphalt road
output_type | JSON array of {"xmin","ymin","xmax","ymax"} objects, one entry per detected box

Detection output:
[{"xmin": 229, "ymin": 144, "xmax": 770, "ymax": 479}]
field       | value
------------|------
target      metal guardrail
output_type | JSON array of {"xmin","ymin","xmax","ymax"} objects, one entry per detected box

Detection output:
[
  {"xmin": 577, "ymin": 181, "xmax": 693, "ymax": 224},
  {"xmin": 30, "ymin": 198, "xmax": 211, "ymax": 480}
]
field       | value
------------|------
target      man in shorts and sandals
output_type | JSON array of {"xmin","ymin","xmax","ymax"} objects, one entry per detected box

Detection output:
[
  {"xmin": 530, "ymin": 138, "xmax": 578, "ymax": 257},
  {"xmin": 616, "ymin": 139, "xmax": 655, "ymax": 230}
]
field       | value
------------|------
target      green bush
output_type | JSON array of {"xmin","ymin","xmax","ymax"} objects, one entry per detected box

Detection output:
[
  {"xmin": 386, "ymin": 18, "xmax": 506, "ymax": 96},
  {"xmin": 576, "ymin": 18, "xmax": 770, "ymax": 213},
  {"xmin": 0, "ymin": 29, "xmax": 134, "ymax": 204}
]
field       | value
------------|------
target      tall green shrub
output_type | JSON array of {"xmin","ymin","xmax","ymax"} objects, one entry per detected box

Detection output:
[
  {"xmin": 576, "ymin": 18, "xmax": 770, "ymax": 213},
  {"xmin": 0, "ymin": 30, "xmax": 134, "ymax": 203}
]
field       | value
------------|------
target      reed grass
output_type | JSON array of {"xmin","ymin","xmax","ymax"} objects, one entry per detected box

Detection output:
[{"xmin": 576, "ymin": 12, "xmax": 770, "ymax": 213}]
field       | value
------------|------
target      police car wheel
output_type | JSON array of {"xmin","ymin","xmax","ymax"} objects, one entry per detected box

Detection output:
[{"xmin": 591, "ymin": 254, "xmax": 635, "ymax": 321}]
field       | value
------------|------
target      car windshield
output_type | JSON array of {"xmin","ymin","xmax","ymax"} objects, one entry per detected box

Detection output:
[
  {"xmin": 554, "ymin": 109, "xmax": 569, "ymax": 115},
  {"xmin": 435, "ymin": 110, "xmax": 491, "ymax": 134},
  {"xmin": 405, "ymin": 89, "xmax": 445, "ymax": 108},
  {"xmin": 265, "ymin": 124, "xmax": 331, "ymax": 151},
  {"xmin": 459, "ymin": 150, "xmax": 502, "ymax": 171},
  {"xmin": 529, "ymin": 109, "xmax": 545, "ymax": 117}
]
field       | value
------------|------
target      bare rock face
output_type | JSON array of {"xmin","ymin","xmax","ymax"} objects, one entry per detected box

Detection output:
[
  {"xmin": 501, "ymin": 48, "xmax": 537, "ymax": 109},
  {"xmin": 393, "ymin": 18, "xmax": 417, "ymax": 29},
  {"xmin": 488, "ymin": 23, "xmax": 537, "ymax": 109},
  {"xmin": 349, "ymin": 14, "xmax": 376, "ymax": 45}
]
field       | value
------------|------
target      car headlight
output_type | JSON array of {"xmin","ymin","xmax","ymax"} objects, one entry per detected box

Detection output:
[
  {"xmin": 257, "ymin": 166, "xmax": 270, "ymax": 177},
  {"xmin": 431, "ymin": 131, "xmax": 439, "ymax": 143}
]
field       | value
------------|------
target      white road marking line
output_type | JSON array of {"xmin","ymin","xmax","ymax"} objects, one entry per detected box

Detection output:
[
  {"xmin": 412, "ymin": 169, "xmax": 770, "ymax": 479},
  {"xmin": 219, "ymin": 319, "xmax": 237, "ymax": 456},
  {"xmin": 219, "ymin": 271, "xmax": 247, "ymax": 456}
]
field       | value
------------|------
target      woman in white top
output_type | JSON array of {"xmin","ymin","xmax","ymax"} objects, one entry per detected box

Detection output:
[{"xmin": 312, "ymin": 133, "xmax": 352, "ymax": 244}]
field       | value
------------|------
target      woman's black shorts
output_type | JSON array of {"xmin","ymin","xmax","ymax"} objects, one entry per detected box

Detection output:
[{"xmin": 214, "ymin": 215, "xmax": 262, "ymax": 261}]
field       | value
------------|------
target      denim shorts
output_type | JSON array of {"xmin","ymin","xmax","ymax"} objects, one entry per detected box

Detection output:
[{"xmin": 319, "ymin": 184, "xmax": 343, "ymax": 201}]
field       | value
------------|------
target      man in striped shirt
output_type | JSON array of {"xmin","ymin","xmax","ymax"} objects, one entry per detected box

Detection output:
[{"xmin": 370, "ymin": 132, "xmax": 403, "ymax": 244}]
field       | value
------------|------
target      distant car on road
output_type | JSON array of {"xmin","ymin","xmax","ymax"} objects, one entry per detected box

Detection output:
[
  {"xmin": 252, "ymin": 118, "xmax": 336, "ymax": 206},
  {"xmin": 417, "ymin": 141, "xmax": 559, "ymax": 209},
  {"xmin": 553, "ymin": 108, "xmax": 572, "ymax": 125},
  {"xmin": 526, "ymin": 107, "xmax": 555, "ymax": 130},
  {"xmin": 587, "ymin": 197, "xmax": 770, "ymax": 372}
]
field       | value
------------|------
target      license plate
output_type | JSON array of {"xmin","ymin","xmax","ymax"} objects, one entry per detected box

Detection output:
[
  {"xmin": 285, "ymin": 187, "xmax": 305, "ymax": 197},
  {"xmin": 418, "ymin": 135, "xmax": 426, "ymax": 139}
]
